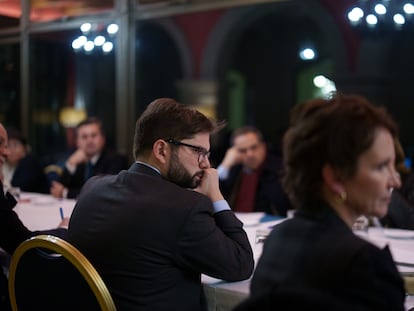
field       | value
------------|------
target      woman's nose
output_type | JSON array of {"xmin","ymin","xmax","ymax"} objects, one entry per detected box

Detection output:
[{"xmin": 391, "ymin": 169, "xmax": 402, "ymax": 189}]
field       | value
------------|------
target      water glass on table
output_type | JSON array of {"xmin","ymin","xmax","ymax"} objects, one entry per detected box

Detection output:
[
  {"xmin": 352, "ymin": 215, "xmax": 369, "ymax": 233},
  {"xmin": 8, "ymin": 187, "xmax": 21, "ymax": 201}
]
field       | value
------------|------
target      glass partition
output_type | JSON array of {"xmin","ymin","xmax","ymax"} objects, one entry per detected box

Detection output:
[
  {"xmin": 135, "ymin": 20, "xmax": 184, "ymax": 115},
  {"xmin": 0, "ymin": 40, "xmax": 20, "ymax": 127},
  {"xmin": 2, "ymin": 0, "xmax": 414, "ymax": 168},
  {"xmin": 29, "ymin": 27, "xmax": 116, "ymax": 165},
  {"xmin": 132, "ymin": 1, "xmax": 344, "ymax": 163}
]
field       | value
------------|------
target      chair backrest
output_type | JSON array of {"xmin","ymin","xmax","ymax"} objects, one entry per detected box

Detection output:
[
  {"xmin": 8, "ymin": 235, "xmax": 116, "ymax": 311},
  {"xmin": 405, "ymin": 275, "xmax": 414, "ymax": 295}
]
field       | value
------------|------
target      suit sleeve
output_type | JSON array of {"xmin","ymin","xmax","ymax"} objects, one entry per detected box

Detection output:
[
  {"xmin": 0, "ymin": 192, "xmax": 32, "ymax": 254},
  {"xmin": 0, "ymin": 191, "xmax": 67, "ymax": 254},
  {"xmin": 59, "ymin": 166, "xmax": 83, "ymax": 199},
  {"xmin": 176, "ymin": 196, "xmax": 254, "ymax": 281}
]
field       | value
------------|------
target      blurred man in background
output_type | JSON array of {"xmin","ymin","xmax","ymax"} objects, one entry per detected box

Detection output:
[
  {"xmin": 50, "ymin": 117, "xmax": 127, "ymax": 199},
  {"xmin": 218, "ymin": 126, "xmax": 291, "ymax": 216}
]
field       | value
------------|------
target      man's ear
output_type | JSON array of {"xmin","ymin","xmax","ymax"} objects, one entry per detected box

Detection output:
[
  {"xmin": 321, "ymin": 163, "xmax": 345, "ymax": 195},
  {"xmin": 152, "ymin": 139, "xmax": 168, "ymax": 164}
]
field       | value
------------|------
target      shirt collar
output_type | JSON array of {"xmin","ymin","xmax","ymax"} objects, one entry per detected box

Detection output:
[
  {"xmin": 135, "ymin": 161, "xmax": 161, "ymax": 175},
  {"xmin": 90, "ymin": 153, "xmax": 101, "ymax": 165}
]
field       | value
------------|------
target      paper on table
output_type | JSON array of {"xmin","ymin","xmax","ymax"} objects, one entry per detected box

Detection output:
[
  {"xmin": 389, "ymin": 245, "xmax": 414, "ymax": 266},
  {"xmin": 32, "ymin": 197, "xmax": 59, "ymax": 206},
  {"xmin": 202, "ymin": 274, "xmax": 226, "ymax": 285},
  {"xmin": 383, "ymin": 229, "xmax": 414, "ymax": 239},
  {"xmin": 235, "ymin": 212, "xmax": 265, "ymax": 227}
]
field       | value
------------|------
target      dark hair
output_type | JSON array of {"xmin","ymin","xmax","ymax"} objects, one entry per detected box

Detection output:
[
  {"xmin": 230, "ymin": 126, "xmax": 264, "ymax": 145},
  {"xmin": 76, "ymin": 117, "xmax": 105, "ymax": 137},
  {"xmin": 133, "ymin": 98, "xmax": 224, "ymax": 159},
  {"xmin": 283, "ymin": 93, "xmax": 397, "ymax": 208},
  {"xmin": 7, "ymin": 128, "xmax": 27, "ymax": 147}
]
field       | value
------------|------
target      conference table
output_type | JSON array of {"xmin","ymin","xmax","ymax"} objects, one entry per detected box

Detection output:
[{"xmin": 12, "ymin": 192, "xmax": 414, "ymax": 310}]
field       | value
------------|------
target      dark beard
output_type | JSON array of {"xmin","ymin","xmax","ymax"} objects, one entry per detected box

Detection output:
[{"xmin": 167, "ymin": 151, "xmax": 202, "ymax": 189}]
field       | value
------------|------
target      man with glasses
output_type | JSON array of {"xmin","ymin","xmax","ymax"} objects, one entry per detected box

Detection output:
[
  {"xmin": 68, "ymin": 98, "xmax": 254, "ymax": 311},
  {"xmin": 218, "ymin": 126, "xmax": 291, "ymax": 216}
]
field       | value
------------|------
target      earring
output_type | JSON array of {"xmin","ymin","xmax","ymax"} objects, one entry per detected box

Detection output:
[{"xmin": 339, "ymin": 191, "xmax": 347, "ymax": 202}]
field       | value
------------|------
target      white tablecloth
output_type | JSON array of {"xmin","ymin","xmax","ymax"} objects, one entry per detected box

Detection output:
[
  {"xmin": 14, "ymin": 192, "xmax": 76, "ymax": 231},
  {"xmin": 12, "ymin": 199, "xmax": 414, "ymax": 310}
]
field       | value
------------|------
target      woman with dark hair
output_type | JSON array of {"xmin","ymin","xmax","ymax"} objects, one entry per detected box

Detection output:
[
  {"xmin": 3, "ymin": 128, "xmax": 48, "ymax": 193},
  {"xmin": 235, "ymin": 94, "xmax": 405, "ymax": 310}
]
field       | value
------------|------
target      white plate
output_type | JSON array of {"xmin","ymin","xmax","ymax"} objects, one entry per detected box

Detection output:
[{"xmin": 383, "ymin": 229, "xmax": 414, "ymax": 239}]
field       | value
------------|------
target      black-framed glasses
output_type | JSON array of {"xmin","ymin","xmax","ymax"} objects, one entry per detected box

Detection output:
[{"xmin": 166, "ymin": 139, "xmax": 210, "ymax": 163}]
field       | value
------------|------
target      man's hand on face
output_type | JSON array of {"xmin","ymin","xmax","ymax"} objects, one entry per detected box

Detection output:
[
  {"xmin": 221, "ymin": 147, "xmax": 242, "ymax": 169},
  {"xmin": 67, "ymin": 149, "xmax": 89, "ymax": 167},
  {"xmin": 194, "ymin": 168, "xmax": 224, "ymax": 202}
]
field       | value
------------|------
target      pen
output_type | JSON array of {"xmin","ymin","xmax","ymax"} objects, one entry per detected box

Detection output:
[{"xmin": 59, "ymin": 207, "xmax": 64, "ymax": 220}]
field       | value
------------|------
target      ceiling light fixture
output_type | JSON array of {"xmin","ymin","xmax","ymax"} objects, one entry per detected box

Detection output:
[
  {"xmin": 72, "ymin": 22, "xmax": 117, "ymax": 54},
  {"xmin": 347, "ymin": 1, "xmax": 414, "ymax": 32}
]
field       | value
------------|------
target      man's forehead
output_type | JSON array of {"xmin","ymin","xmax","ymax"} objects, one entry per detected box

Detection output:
[
  {"xmin": 186, "ymin": 132, "xmax": 209, "ymax": 140},
  {"xmin": 183, "ymin": 133, "xmax": 210, "ymax": 146},
  {"xmin": 234, "ymin": 132, "xmax": 260, "ymax": 146},
  {"xmin": 78, "ymin": 124, "xmax": 101, "ymax": 135}
]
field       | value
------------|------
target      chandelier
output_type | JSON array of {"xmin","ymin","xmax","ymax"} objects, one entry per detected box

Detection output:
[
  {"xmin": 347, "ymin": 1, "xmax": 414, "ymax": 31},
  {"xmin": 71, "ymin": 22, "xmax": 119, "ymax": 54}
]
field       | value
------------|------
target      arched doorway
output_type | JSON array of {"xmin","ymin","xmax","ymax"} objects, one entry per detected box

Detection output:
[{"xmin": 202, "ymin": 0, "xmax": 347, "ymax": 153}]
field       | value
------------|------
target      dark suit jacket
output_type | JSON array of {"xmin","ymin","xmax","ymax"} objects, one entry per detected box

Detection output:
[
  {"xmin": 246, "ymin": 202, "xmax": 405, "ymax": 311},
  {"xmin": 11, "ymin": 154, "xmax": 48, "ymax": 193},
  {"xmin": 60, "ymin": 148, "xmax": 127, "ymax": 198},
  {"xmin": 219, "ymin": 153, "xmax": 291, "ymax": 216},
  {"xmin": 0, "ymin": 182, "xmax": 67, "ymax": 310},
  {"xmin": 68, "ymin": 162, "xmax": 254, "ymax": 311}
]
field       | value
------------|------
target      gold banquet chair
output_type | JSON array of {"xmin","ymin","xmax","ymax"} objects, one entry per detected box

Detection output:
[
  {"xmin": 405, "ymin": 275, "xmax": 414, "ymax": 296},
  {"xmin": 8, "ymin": 235, "xmax": 116, "ymax": 311}
]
